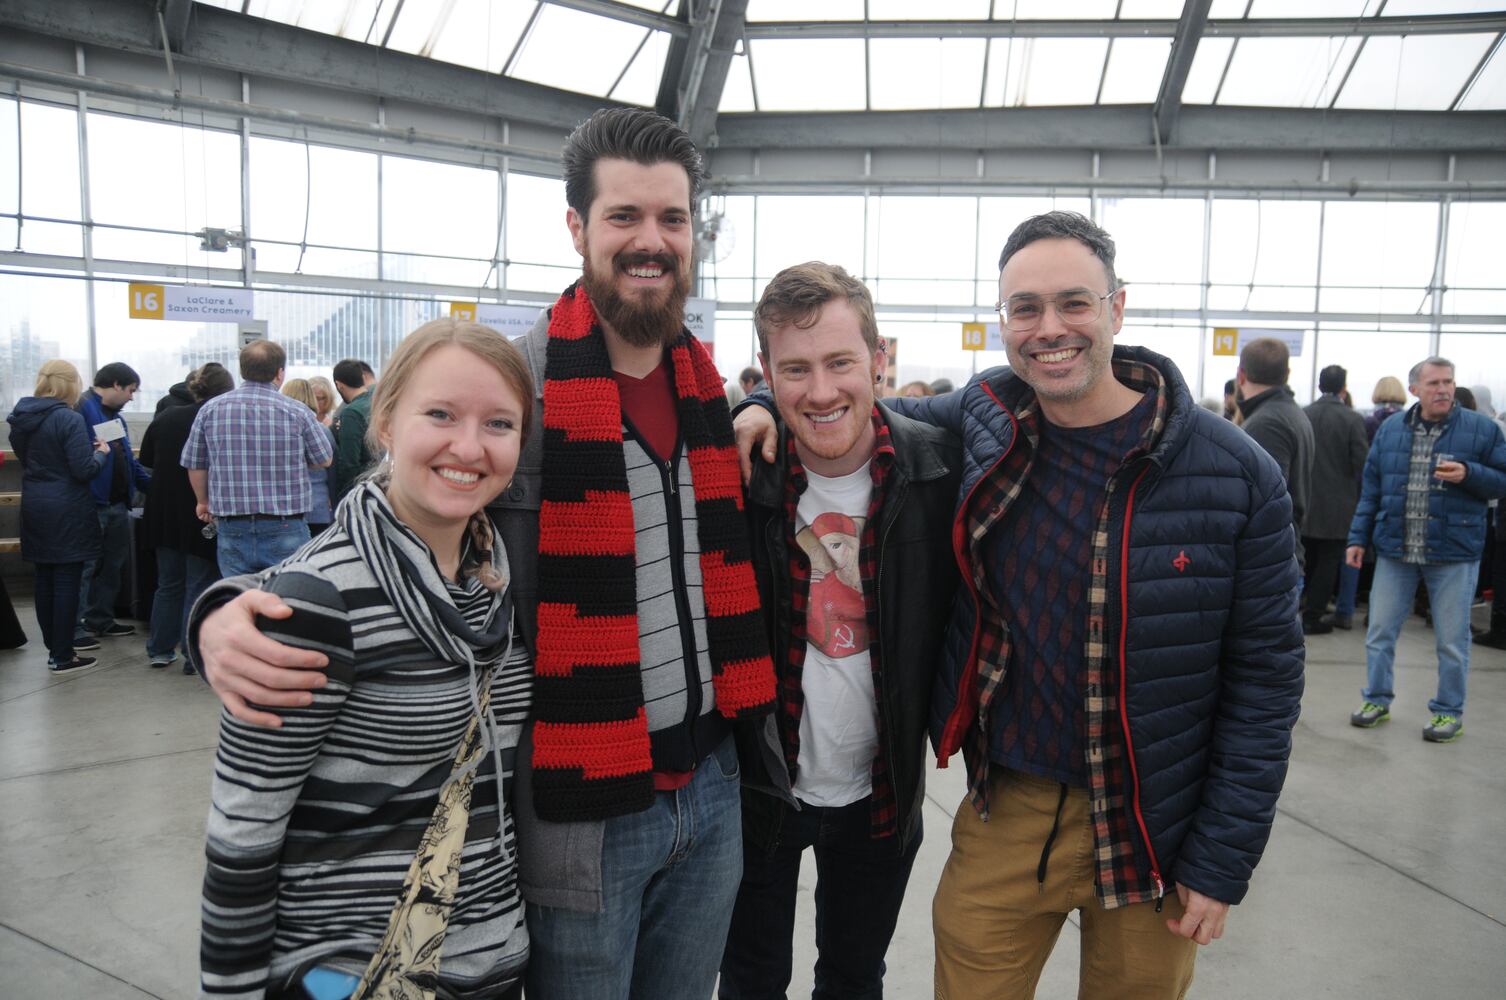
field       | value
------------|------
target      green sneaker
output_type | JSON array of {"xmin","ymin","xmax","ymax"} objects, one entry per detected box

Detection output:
[
  {"xmin": 1422, "ymin": 714, "xmax": 1462, "ymax": 743},
  {"xmin": 1350, "ymin": 702, "xmax": 1390, "ymax": 728}
]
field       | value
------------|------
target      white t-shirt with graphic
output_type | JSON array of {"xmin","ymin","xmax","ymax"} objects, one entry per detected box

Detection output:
[{"xmin": 792, "ymin": 461, "xmax": 878, "ymax": 808}]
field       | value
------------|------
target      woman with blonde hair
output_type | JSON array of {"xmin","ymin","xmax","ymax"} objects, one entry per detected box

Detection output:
[
  {"xmin": 282, "ymin": 377, "xmax": 337, "ymax": 534},
  {"xmin": 5, "ymin": 360, "xmax": 109, "ymax": 671},
  {"xmin": 201, "ymin": 319, "xmax": 534, "ymax": 999},
  {"xmin": 1365, "ymin": 375, "xmax": 1408, "ymax": 442},
  {"xmin": 309, "ymin": 375, "xmax": 337, "ymax": 428}
]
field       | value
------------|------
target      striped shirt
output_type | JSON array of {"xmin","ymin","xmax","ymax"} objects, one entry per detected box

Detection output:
[
  {"xmin": 182, "ymin": 381, "xmax": 334, "ymax": 516},
  {"xmin": 1403, "ymin": 410, "xmax": 1445, "ymax": 564},
  {"xmin": 200, "ymin": 528, "xmax": 531, "ymax": 999}
]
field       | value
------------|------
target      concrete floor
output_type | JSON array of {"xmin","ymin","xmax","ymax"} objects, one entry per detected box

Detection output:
[{"xmin": 1, "ymin": 598, "xmax": 1503, "ymax": 999}]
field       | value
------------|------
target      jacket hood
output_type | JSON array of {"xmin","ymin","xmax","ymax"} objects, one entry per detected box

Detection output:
[{"xmin": 6, "ymin": 395, "xmax": 68, "ymax": 435}]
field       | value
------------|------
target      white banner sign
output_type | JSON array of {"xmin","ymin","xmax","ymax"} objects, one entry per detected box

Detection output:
[
  {"xmin": 1234, "ymin": 326, "xmax": 1306, "ymax": 358},
  {"xmin": 128, "ymin": 283, "xmax": 254, "ymax": 322},
  {"xmin": 450, "ymin": 302, "xmax": 544, "ymax": 339},
  {"xmin": 684, "ymin": 297, "xmax": 716, "ymax": 345}
]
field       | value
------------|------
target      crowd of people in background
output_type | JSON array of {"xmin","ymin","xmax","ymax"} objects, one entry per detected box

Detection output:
[{"xmin": 3, "ymin": 348, "xmax": 383, "ymax": 675}]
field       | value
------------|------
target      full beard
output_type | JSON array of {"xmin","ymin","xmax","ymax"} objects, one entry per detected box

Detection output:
[{"xmin": 582, "ymin": 252, "xmax": 691, "ymax": 349}]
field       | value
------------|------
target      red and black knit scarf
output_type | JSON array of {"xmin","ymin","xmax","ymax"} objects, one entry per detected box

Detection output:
[{"xmin": 531, "ymin": 281, "xmax": 775, "ymax": 822}]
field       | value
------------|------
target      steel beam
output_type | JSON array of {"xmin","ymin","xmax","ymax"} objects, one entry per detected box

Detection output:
[
  {"xmin": 741, "ymin": 13, "xmax": 1506, "ymax": 40},
  {"xmin": 711, "ymin": 106, "xmax": 1506, "ymax": 153},
  {"xmin": 1153, "ymin": 0, "xmax": 1212, "ymax": 147},
  {"xmin": 545, "ymin": 0, "xmax": 690, "ymax": 38},
  {"xmin": 160, "ymin": 0, "xmax": 194, "ymax": 51},
  {"xmin": 0, "ymin": 0, "xmax": 613, "ymax": 132},
  {"xmin": 672, "ymin": 0, "xmax": 748, "ymax": 148}
]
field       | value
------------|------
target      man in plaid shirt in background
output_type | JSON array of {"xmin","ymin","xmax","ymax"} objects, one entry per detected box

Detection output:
[
  {"xmin": 738, "ymin": 212, "xmax": 1305, "ymax": 999},
  {"xmin": 183, "ymin": 339, "xmax": 334, "ymax": 577}
]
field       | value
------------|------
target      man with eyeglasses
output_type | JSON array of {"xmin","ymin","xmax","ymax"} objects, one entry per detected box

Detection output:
[{"xmin": 737, "ymin": 210, "xmax": 1305, "ymax": 998}]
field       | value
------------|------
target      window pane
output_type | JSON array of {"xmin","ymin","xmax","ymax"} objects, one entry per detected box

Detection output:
[
  {"xmin": 754, "ymin": 197, "xmax": 866, "ymax": 283},
  {"xmin": 748, "ymin": 40, "xmax": 867, "ymax": 111},
  {"xmin": 0, "ymin": 274, "xmax": 92, "ymax": 417},
  {"xmin": 1217, "ymin": 37, "xmax": 1362, "ymax": 107},
  {"xmin": 1335, "ymin": 34, "xmax": 1496, "ymax": 111},
  {"xmin": 976, "ymin": 196, "xmax": 1093, "ymax": 303},
  {"xmin": 986, "ymin": 39, "xmax": 1109, "ymax": 106},
  {"xmin": 1457, "ymin": 44, "xmax": 1506, "ymax": 111},
  {"xmin": 1, "ymin": 100, "xmax": 82, "ymax": 221},
  {"xmin": 91, "ymin": 278, "xmax": 240, "ymax": 413},
  {"xmin": 1181, "ymin": 37, "xmax": 1234, "ymax": 105},
  {"xmin": 510, "ymin": 6, "xmax": 659, "ymax": 98},
  {"xmin": 1311, "ymin": 328, "xmax": 1433, "ymax": 416},
  {"xmin": 425, "ymin": 0, "xmax": 536, "ymax": 74},
  {"xmin": 250, "ymin": 138, "xmax": 378, "ymax": 250},
  {"xmin": 745, "ymin": 0, "xmax": 864, "ymax": 20},
  {"xmin": 505, "ymin": 172, "xmax": 579, "ymax": 295},
  {"xmin": 1319, "ymin": 202, "xmax": 1438, "ymax": 314},
  {"xmin": 381, "ymin": 154, "xmax": 499, "ymax": 285},
  {"xmin": 611, "ymin": 30, "xmax": 673, "ymax": 107},
  {"xmin": 1208, "ymin": 199, "xmax": 1321, "ymax": 311},
  {"xmin": 869, "ymin": 39, "xmax": 987, "ymax": 111},
  {"xmin": 1118, "ymin": 324, "xmax": 1204, "ymax": 398},
  {"xmin": 1444, "ymin": 202, "xmax": 1506, "ymax": 314},
  {"xmin": 1099, "ymin": 198, "xmax": 1204, "ymax": 309},
  {"xmin": 1099, "ymin": 38, "xmax": 1174, "ymax": 105},
  {"xmin": 1438, "ymin": 331, "xmax": 1506, "ymax": 420},
  {"xmin": 720, "ymin": 51, "xmax": 758, "ymax": 112}
]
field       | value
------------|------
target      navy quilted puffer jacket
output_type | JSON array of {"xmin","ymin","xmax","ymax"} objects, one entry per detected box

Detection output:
[
  {"xmin": 889, "ymin": 345, "xmax": 1305, "ymax": 906},
  {"xmin": 1347, "ymin": 403, "xmax": 1506, "ymax": 563}
]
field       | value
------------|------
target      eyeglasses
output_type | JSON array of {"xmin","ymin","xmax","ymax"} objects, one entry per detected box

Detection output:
[{"xmin": 994, "ymin": 290, "xmax": 1114, "ymax": 332}]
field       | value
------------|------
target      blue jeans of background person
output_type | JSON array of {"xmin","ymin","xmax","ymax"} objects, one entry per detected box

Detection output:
[
  {"xmin": 78, "ymin": 502, "xmax": 132, "ymax": 633},
  {"xmin": 34, "ymin": 562, "xmax": 84, "ymax": 663},
  {"xmin": 147, "ymin": 547, "xmax": 218, "ymax": 659},
  {"xmin": 215, "ymin": 516, "xmax": 309, "ymax": 578},
  {"xmin": 525, "ymin": 735, "xmax": 744, "ymax": 1000},
  {"xmin": 1363, "ymin": 556, "xmax": 1479, "ymax": 718},
  {"xmin": 719, "ymin": 795, "xmax": 922, "ymax": 1000}
]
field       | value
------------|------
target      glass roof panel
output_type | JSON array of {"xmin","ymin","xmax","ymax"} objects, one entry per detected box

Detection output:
[
  {"xmin": 747, "ymin": 40, "xmax": 868, "ymax": 111},
  {"xmin": 744, "ymin": 0, "xmax": 865, "ymax": 21},
  {"xmin": 1180, "ymin": 36, "xmax": 1233, "ymax": 104},
  {"xmin": 867, "ymin": 0, "xmax": 993, "ymax": 18},
  {"xmin": 244, "ymin": 0, "xmax": 305, "ymax": 26},
  {"xmin": 1099, "ymin": 37, "xmax": 1173, "ymax": 104},
  {"xmin": 384, "ymin": 0, "xmax": 441, "ymax": 56},
  {"xmin": 1207, "ymin": 0, "xmax": 1251, "ymax": 17},
  {"xmin": 1217, "ymin": 36, "xmax": 1363, "ymax": 107},
  {"xmin": 509, "ymin": 5, "xmax": 648, "ymax": 98},
  {"xmin": 1247, "ymin": 0, "xmax": 1376, "ymax": 16},
  {"xmin": 1383, "ymin": 0, "xmax": 1506, "ymax": 14},
  {"xmin": 719, "ymin": 51, "xmax": 758, "ymax": 112},
  {"xmin": 1335, "ymin": 34, "xmax": 1496, "ymax": 111},
  {"xmin": 984, "ymin": 38, "xmax": 1109, "ymax": 106},
  {"xmin": 1117, "ymin": 1, "xmax": 1191, "ymax": 16},
  {"xmin": 1004, "ymin": 0, "xmax": 1121, "ymax": 18},
  {"xmin": 869, "ymin": 38, "xmax": 988, "ymax": 110},
  {"xmin": 609, "ymin": 30, "xmax": 672, "ymax": 107},
  {"xmin": 425, "ymin": 0, "xmax": 536, "ymax": 75},
  {"xmin": 1457, "ymin": 43, "xmax": 1506, "ymax": 110}
]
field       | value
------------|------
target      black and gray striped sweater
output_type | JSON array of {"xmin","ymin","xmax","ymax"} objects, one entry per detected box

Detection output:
[{"xmin": 199, "ymin": 527, "xmax": 531, "ymax": 999}]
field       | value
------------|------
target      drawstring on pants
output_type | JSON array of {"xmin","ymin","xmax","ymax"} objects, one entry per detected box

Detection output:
[{"xmin": 1036, "ymin": 782, "xmax": 1070, "ymax": 892}]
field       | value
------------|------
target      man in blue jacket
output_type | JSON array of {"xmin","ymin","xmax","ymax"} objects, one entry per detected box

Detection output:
[
  {"xmin": 737, "ymin": 211, "xmax": 1305, "ymax": 999},
  {"xmin": 75, "ymin": 361, "xmax": 151, "ymax": 645},
  {"xmin": 1346, "ymin": 357, "xmax": 1506, "ymax": 743}
]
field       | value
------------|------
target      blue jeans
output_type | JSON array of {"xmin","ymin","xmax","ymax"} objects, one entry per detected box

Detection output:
[
  {"xmin": 215, "ymin": 516, "xmax": 309, "ymax": 577},
  {"xmin": 1336, "ymin": 561, "xmax": 1361, "ymax": 616},
  {"xmin": 148, "ymin": 547, "xmax": 219, "ymax": 659},
  {"xmin": 78, "ymin": 502, "xmax": 132, "ymax": 633},
  {"xmin": 719, "ymin": 796, "xmax": 921, "ymax": 1000},
  {"xmin": 525, "ymin": 735, "xmax": 744, "ymax": 1000},
  {"xmin": 34, "ymin": 562, "xmax": 84, "ymax": 663},
  {"xmin": 1363, "ymin": 556, "xmax": 1479, "ymax": 718}
]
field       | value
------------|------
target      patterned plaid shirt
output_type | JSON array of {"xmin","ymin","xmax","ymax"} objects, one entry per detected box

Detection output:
[
  {"xmin": 962, "ymin": 360, "xmax": 1170, "ymax": 908},
  {"xmin": 1403, "ymin": 409, "xmax": 1446, "ymax": 564},
  {"xmin": 182, "ymin": 381, "xmax": 335, "ymax": 516},
  {"xmin": 781, "ymin": 408, "xmax": 898, "ymax": 838}
]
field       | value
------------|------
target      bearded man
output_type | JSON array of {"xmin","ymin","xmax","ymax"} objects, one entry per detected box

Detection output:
[{"xmin": 187, "ymin": 107, "xmax": 775, "ymax": 1000}]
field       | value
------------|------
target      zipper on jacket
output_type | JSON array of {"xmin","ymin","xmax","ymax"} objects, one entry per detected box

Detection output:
[
  {"xmin": 661, "ymin": 452, "xmax": 703, "ymax": 755},
  {"xmin": 1115, "ymin": 463, "xmax": 1166, "ymax": 904},
  {"xmin": 938, "ymin": 384, "xmax": 1019, "ymax": 767},
  {"xmin": 875, "ymin": 475, "xmax": 906, "ymax": 823}
]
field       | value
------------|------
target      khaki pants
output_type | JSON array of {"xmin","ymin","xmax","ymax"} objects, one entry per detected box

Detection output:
[{"xmin": 933, "ymin": 769, "xmax": 1197, "ymax": 1000}]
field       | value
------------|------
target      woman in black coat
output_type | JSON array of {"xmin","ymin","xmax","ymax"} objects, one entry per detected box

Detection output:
[
  {"xmin": 5, "ymin": 360, "xmax": 109, "ymax": 671},
  {"xmin": 139, "ymin": 363, "xmax": 233, "ymax": 671}
]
